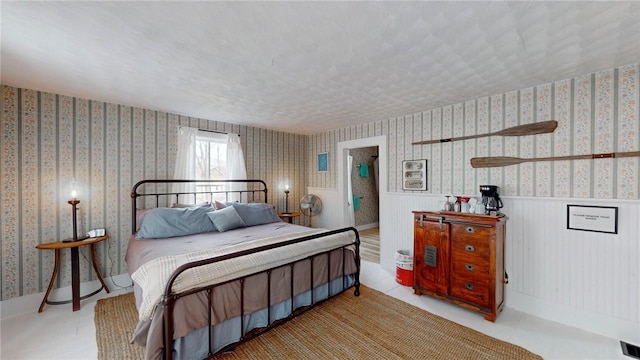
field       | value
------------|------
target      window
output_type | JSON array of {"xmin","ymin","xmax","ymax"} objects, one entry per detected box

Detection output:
[
  {"xmin": 195, "ymin": 132, "xmax": 227, "ymax": 180},
  {"xmin": 193, "ymin": 132, "xmax": 228, "ymax": 203},
  {"xmin": 174, "ymin": 127, "xmax": 246, "ymax": 204}
]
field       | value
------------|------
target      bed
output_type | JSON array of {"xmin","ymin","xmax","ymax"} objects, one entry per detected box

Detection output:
[{"xmin": 126, "ymin": 179, "xmax": 361, "ymax": 360}]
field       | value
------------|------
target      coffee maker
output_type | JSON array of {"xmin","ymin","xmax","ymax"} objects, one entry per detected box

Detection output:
[{"xmin": 479, "ymin": 185, "xmax": 503, "ymax": 215}]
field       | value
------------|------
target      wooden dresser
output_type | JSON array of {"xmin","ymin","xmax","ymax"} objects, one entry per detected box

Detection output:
[{"xmin": 412, "ymin": 211, "xmax": 507, "ymax": 321}]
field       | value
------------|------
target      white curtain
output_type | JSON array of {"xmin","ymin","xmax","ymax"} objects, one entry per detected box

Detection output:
[
  {"xmin": 347, "ymin": 154, "xmax": 355, "ymax": 227},
  {"xmin": 172, "ymin": 126, "xmax": 198, "ymax": 203},
  {"xmin": 226, "ymin": 133, "xmax": 247, "ymax": 202}
]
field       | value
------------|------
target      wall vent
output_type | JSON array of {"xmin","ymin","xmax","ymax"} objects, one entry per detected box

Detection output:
[{"xmin": 621, "ymin": 341, "xmax": 640, "ymax": 359}]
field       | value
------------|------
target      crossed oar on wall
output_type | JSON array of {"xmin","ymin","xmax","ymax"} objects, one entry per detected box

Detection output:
[{"xmin": 412, "ymin": 120, "xmax": 640, "ymax": 168}]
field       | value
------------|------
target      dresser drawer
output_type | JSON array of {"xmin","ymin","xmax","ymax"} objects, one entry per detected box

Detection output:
[
  {"xmin": 450, "ymin": 239, "xmax": 489, "ymax": 262},
  {"xmin": 451, "ymin": 258, "xmax": 490, "ymax": 279},
  {"xmin": 451, "ymin": 223, "xmax": 492, "ymax": 242},
  {"xmin": 450, "ymin": 276, "xmax": 490, "ymax": 308}
]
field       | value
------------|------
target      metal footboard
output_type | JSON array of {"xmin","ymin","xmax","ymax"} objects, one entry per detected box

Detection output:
[
  {"xmin": 160, "ymin": 227, "xmax": 361, "ymax": 360},
  {"xmin": 129, "ymin": 179, "xmax": 360, "ymax": 359}
]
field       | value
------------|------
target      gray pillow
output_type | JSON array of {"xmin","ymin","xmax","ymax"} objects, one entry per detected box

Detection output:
[
  {"xmin": 207, "ymin": 206, "xmax": 246, "ymax": 232},
  {"xmin": 226, "ymin": 202, "xmax": 282, "ymax": 226},
  {"xmin": 135, "ymin": 205, "xmax": 217, "ymax": 239}
]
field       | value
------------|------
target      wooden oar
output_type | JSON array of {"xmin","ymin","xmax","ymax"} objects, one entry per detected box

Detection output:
[
  {"xmin": 470, "ymin": 151, "xmax": 640, "ymax": 168},
  {"xmin": 412, "ymin": 120, "xmax": 558, "ymax": 145}
]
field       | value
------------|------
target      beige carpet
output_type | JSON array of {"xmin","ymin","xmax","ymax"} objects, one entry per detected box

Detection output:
[{"xmin": 95, "ymin": 286, "xmax": 542, "ymax": 360}]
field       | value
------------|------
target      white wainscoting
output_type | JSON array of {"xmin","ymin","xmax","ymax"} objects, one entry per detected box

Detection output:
[
  {"xmin": 496, "ymin": 196, "xmax": 640, "ymax": 343},
  {"xmin": 306, "ymin": 187, "xmax": 340, "ymax": 229},
  {"xmin": 316, "ymin": 187, "xmax": 639, "ymax": 343}
]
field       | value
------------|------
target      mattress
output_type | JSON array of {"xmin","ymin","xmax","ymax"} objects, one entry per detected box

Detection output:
[{"xmin": 125, "ymin": 222, "xmax": 358, "ymax": 359}]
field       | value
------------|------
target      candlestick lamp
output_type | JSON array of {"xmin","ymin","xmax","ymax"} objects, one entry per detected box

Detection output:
[
  {"xmin": 283, "ymin": 185, "xmax": 291, "ymax": 214},
  {"xmin": 65, "ymin": 187, "xmax": 88, "ymax": 242}
]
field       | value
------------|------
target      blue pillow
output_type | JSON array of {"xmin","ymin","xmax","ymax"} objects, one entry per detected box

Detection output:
[
  {"xmin": 206, "ymin": 206, "xmax": 246, "ymax": 232},
  {"xmin": 171, "ymin": 202, "xmax": 210, "ymax": 208},
  {"xmin": 135, "ymin": 206, "xmax": 217, "ymax": 239},
  {"xmin": 226, "ymin": 202, "xmax": 282, "ymax": 226}
]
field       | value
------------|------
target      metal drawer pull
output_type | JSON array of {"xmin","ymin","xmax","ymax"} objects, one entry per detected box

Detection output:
[
  {"xmin": 465, "ymin": 264, "xmax": 475, "ymax": 271},
  {"xmin": 465, "ymin": 283, "xmax": 474, "ymax": 290},
  {"xmin": 465, "ymin": 245, "xmax": 475, "ymax": 252},
  {"xmin": 465, "ymin": 226, "xmax": 475, "ymax": 233}
]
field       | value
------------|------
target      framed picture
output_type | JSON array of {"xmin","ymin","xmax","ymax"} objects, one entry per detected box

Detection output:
[
  {"xmin": 317, "ymin": 152, "xmax": 328, "ymax": 172},
  {"xmin": 567, "ymin": 205, "xmax": 618, "ymax": 234},
  {"xmin": 402, "ymin": 159, "xmax": 427, "ymax": 191}
]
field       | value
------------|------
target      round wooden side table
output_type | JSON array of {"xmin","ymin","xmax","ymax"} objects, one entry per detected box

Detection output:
[
  {"xmin": 278, "ymin": 212, "xmax": 301, "ymax": 224},
  {"xmin": 35, "ymin": 235, "xmax": 111, "ymax": 312}
]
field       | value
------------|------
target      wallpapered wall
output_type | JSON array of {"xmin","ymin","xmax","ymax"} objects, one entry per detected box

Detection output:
[
  {"xmin": 350, "ymin": 146, "xmax": 379, "ymax": 227},
  {"xmin": 308, "ymin": 63, "xmax": 639, "ymax": 200},
  {"xmin": 0, "ymin": 85, "xmax": 308, "ymax": 300},
  {"xmin": 1, "ymin": 63, "xmax": 638, "ymax": 302}
]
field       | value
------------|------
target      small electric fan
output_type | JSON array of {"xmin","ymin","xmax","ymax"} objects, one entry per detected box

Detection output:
[{"xmin": 299, "ymin": 194, "xmax": 323, "ymax": 227}]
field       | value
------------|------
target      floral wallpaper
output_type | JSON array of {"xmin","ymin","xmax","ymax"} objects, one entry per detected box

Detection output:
[
  {"xmin": 350, "ymin": 146, "xmax": 379, "ymax": 227},
  {"xmin": 1, "ymin": 62, "xmax": 638, "ymax": 302},
  {"xmin": 0, "ymin": 86, "xmax": 307, "ymax": 300},
  {"xmin": 308, "ymin": 63, "xmax": 639, "ymax": 200}
]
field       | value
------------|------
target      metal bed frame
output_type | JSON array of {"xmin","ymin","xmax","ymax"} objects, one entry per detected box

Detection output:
[{"xmin": 130, "ymin": 179, "xmax": 361, "ymax": 360}]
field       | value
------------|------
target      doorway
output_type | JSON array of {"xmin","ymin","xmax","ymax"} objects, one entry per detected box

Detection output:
[
  {"xmin": 337, "ymin": 136, "xmax": 387, "ymax": 264},
  {"xmin": 348, "ymin": 147, "xmax": 380, "ymax": 262}
]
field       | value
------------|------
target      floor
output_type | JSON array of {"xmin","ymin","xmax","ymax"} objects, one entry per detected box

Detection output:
[
  {"xmin": 0, "ymin": 261, "xmax": 629, "ymax": 360},
  {"xmin": 358, "ymin": 227, "xmax": 380, "ymax": 263}
]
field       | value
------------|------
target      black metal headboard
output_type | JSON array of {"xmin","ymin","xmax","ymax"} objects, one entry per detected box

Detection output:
[{"xmin": 131, "ymin": 179, "xmax": 268, "ymax": 235}]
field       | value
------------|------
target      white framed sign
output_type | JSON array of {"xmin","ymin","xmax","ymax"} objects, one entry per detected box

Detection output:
[
  {"xmin": 567, "ymin": 205, "xmax": 618, "ymax": 234},
  {"xmin": 402, "ymin": 159, "xmax": 427, "ymax": 191}
]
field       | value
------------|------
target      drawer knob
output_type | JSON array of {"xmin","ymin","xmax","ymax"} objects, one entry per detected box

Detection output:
[
  {"xmin": 465, "ymin": 245, "xmax": 475, "ymax": 252},
  {"xmin": 465, "ymin": 263, "xmax": 475, "ymax": 271},
  {"xmin": 465, "ymin": 283, "xmax": 474, "ymax": 291},
  {"xmin": 465, "ymin": 226, "xmax": 475, "ymax": 233}
]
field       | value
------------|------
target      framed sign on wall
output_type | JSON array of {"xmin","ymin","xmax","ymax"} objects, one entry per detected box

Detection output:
[
  {"xmin": 567, "ymin": 205, "xmax": 618, "ymax": 234},
  {"xmin": 317, "ymin": 152, "xmax": 328, "ymax": 172},
  {"xmin": 402, "ymin": 159, "xmax": 427, "ymax": 191}
]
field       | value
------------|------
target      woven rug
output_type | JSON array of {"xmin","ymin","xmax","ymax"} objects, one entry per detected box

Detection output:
[
  {"xmin": 95, "ymin": 286, "xmax": 542, "ymax": 360},
  {"xmin": 95, "ymin": 291, "xmax": 145, "ymax": 359}
]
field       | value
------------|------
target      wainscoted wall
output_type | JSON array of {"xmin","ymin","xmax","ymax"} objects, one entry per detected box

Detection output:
[
  {"xmin": 382, "ymin": 194, "xmax": 639, "ymax": 342},
  {"xmin": 0, "ymin": 85, "xmax": 308, "ymax": 300},
  {"xmin": 307, "ymin": 63, "xmax": 640, "ymax": 341},
  {"xmin": 305, "ymin": 187, "xmax": 339, "ymax": 229}
]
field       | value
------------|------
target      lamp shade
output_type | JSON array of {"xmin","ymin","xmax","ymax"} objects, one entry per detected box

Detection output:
[{"xmin": 65, "ymin": 178, "xmax": 89, "ymax": 202}]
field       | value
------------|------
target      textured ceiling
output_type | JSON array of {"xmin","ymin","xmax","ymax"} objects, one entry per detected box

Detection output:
[{"xmin": 2, "ymin": 2, "xmax": 640, "ymax": 135}]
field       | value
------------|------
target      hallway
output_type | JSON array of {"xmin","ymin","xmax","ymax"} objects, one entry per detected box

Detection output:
[{"xmin": 358, "ymin": 227, "xmax": 380, "ymax": 263}]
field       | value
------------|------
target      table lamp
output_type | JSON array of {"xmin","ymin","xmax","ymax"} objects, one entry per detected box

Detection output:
[
  {"xmin": 65, "ymin": 185, "xmax": 88, "ymax": 242},
  {"xmin": 283, "ymin": 184, "xmax": 291, "ymax": 214}
]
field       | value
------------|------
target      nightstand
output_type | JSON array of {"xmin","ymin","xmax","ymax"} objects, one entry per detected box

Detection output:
[
  {"xmin": 36, "ymin": 235, "xmax": 111, "ymax": 312},
  {"xmin": 278, "ymin": 212, "xmax": 301, "ymax": 224}
]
